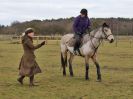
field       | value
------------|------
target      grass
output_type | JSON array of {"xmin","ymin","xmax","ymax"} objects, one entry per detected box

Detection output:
[{"xmin": 0, "ymin": 40, "xmax": 133, "ymax": 99}]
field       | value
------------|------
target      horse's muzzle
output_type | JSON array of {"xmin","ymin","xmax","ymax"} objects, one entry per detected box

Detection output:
[{"xmin": 110, "ymin": 39, "xmax": 114, "ymax": 43}]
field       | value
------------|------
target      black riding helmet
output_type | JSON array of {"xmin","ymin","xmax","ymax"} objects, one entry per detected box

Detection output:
[{"xmin": 80, "ymin": 9, "xmax": 88, "ymax": 16}]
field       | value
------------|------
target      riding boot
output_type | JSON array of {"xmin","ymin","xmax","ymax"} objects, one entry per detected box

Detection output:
[
  {"xmin": 74, "ymin": 42, "xmax": 78, "ymax": 54},
  {"xmin": 74, "ymin": 40, "xmax": 81, "ymax": 54},
  {"xmin": 29, "ymin": 75, "xmax": 34, "ymax": 86},
  {"xmin": 17, "ymin": 76, "xmax": 25, "ymax": 85},
  {"xmin": 74, "ymin": 34, "xmax": 82, "ymax": 54}
]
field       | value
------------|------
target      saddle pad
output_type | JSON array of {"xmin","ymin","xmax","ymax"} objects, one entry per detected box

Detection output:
[{"xmin": 67, "ymin": 34, "xmax": 91, "ymax": 47}]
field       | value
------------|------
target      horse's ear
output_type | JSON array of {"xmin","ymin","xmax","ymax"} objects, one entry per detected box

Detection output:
[{"xmin": 102, "ymin": 22, "xmax": 109, "ymax": 28}]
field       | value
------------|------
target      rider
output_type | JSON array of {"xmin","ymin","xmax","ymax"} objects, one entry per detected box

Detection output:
[{"xmin": 73, "ymin": 8, "xmax": 91, "ymax": 54}]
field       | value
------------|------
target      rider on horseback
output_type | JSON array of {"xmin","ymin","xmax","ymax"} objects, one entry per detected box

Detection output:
[{"xmin": 73, "ymin": 8, "xmax": 91, "ymax": 54}]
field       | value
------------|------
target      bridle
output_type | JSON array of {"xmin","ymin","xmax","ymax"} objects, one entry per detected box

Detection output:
[
  {"xmin": 90, "ymin": 27, "xmax": 113, "ymax": 56},
  {"xmin": 102, "ymin": 27, "xmax": 113, "ymax": 39},
  {"xmin": 90, "ymin": 27, "xmax": 112, "ymax": 40}
]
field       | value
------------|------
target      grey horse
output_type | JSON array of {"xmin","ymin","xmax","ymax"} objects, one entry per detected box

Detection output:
[{"xmin": 60, "ymin": 23, "xmax": 114, "ymax": 81}]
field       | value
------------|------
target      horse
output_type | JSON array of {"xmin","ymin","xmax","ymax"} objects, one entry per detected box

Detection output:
[{"xmin": 60, "ymin": 23, "xmax": 114, "ymax": 81}]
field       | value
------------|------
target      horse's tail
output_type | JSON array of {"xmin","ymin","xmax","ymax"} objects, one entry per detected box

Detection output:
[
  {"xmin": 61, "ymin": 52, "xmax": 67, "ymax": 68},
  {"xmin": 65, "ymin": 54, "xmax": 67, "ymax": 67}
]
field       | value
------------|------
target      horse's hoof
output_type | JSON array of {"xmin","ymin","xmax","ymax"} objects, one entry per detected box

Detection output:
[
  {"xmin": 70, "ymin": 75, "xmax": 74, "ymax": 77},
  {"xmin": 29, "ymin": 83, "xmax": 35, "ymax": 87},
  {"xmin": 96, "ymin": 79, "xmax": 102, "ymax": 82},
  {"xmin": 70, "ymin": 73, "xmax": 74, "ymax": 77},
  {"xmin": 85, "ymin": 78, "xmax": 89, "ymax": 80},
  {"xmin": 17, "ymin": 78, "xmax": 23, "ymax": 85}
]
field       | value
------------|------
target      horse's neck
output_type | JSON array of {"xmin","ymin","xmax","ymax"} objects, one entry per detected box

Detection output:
[{"xmin": 91, "ymin": 28, "xmax": 102, "ymax": 48}]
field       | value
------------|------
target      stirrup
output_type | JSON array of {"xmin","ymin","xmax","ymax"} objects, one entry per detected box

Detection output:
[
  {"xmin": 77, "ymin": 49, "xmax": 83, "ymax": 56},
  {"xmin": 73, "ymin": 49, "xmax": 82, "ymax": 56},
  {"xmin": 73, "ymin": 50, "xmax": 77, "ymax": 55}
]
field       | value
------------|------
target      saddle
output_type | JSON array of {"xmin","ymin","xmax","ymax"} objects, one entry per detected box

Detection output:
[{"xmin": 67, "ymin": 34, "xmax": 91, "ymax": 47}]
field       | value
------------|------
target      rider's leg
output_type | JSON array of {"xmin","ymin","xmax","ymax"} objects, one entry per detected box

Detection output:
[{"xmin": 74, "ymin": 35, "xmax": 81, "ymax": 52}]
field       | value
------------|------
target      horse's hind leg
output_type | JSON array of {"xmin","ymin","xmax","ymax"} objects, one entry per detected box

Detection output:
[
  {"xmin": 61, "ymin": 43, "xmax": 68, "ymax": 76},
  {"xmin": 91, "ymin": 55, "xmax": 101, "ymax": 82},
  {"xmin": 68, "ymin": 53, "xmax": 74, "ymax": 77},
  {"xmin": 61, "ymin": 52, "xmax": 67, "ymax": 76}
]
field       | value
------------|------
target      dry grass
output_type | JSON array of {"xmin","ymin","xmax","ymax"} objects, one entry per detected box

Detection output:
[{"xmin": 0, "ymin": 40, "xmax": 133, "ymax": 99}]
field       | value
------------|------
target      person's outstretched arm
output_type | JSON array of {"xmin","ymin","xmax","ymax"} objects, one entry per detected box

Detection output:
[{"xmin": 25, "ymin": 38, "xmax": 45, "ymax": 50}]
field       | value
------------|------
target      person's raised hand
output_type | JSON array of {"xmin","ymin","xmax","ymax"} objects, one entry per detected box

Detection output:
[{"xmin": 41, "ymin": 41, "xmax": 45, "ymax": 46}]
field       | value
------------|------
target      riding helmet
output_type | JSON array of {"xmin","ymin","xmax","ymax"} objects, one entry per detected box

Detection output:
[{"xmin": 80, "ymin": 9, "xmax": 88, "ymax": 16}]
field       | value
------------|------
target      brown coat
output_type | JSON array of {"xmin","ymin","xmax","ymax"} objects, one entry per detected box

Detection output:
[{"xmin": 19, "ymin": 35, "xmax": 42, "ymax": 77}]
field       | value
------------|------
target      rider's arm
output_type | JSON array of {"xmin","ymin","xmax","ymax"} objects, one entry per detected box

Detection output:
[{"xmin": 86, "ymin": 18, "xmax": 91, "ymax": 33}]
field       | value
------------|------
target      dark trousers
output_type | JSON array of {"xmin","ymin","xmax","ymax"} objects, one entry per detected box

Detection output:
[{"xmin": 74, "ymin": 34, "xmax": 82, "ymax": 51}]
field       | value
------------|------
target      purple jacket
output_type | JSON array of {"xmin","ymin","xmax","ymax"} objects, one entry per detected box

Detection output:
[{"xmin": 73, "ymin": 15, "xmax": 91, "ymax": 35}]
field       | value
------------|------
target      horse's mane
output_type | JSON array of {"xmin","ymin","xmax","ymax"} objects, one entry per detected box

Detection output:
[
  {"xmin": 90, "ymin": 27, "xmax": 101, "ymax": 37},
  {"xmin": 81, "ymin": 27, "xmax": 101, "ymax": 44}
]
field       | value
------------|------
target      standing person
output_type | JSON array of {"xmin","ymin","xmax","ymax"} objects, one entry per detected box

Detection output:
[
  {"xmin": 73, "ymin": 8, "xmax": 91, "ymax": 54},
  {"xmin": 18, "ymin": 28, "xmax": 45, "ymax": 86}
]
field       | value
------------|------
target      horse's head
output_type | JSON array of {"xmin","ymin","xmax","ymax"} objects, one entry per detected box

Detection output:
[{"xmin": 101, "ymin": 23, "xmax": 114, "ymax": 43}]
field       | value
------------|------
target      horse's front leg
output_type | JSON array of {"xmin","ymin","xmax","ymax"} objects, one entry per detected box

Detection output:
[
  {"xmin": 85, "ymin": 56, "xmax": 89, "ymax": 80},
  {"xmin": 91, "ymin": 55, "xmax": 101, "ymax": 82}
]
